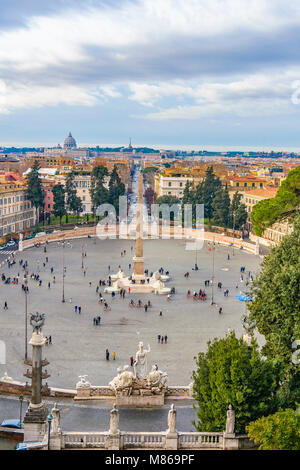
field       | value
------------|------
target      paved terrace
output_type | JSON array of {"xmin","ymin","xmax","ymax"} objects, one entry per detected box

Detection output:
[{"xmin": 0, "ymin": 237, "xmax": 262, "ymax": 389}]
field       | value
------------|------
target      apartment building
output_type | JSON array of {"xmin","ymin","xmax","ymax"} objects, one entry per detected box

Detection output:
[
  {"xmin": 240, "ymin": 187, "xmax": 279, "ymax": 216},
  {"xmin": 0, "ymin": 184, "xmax": 36, "ymax": 237}
]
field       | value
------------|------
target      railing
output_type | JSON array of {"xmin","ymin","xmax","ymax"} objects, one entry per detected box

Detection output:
[
  {"xmin": 62, "ymin": 431, "xmax": 224, "ymax": 449},
  {"xmin": 123, "ymin": 432, "xmax": 166, "ymax": 449},
  {"xmin": 63, "ymin": 432, "xmax": 107, "ymax": 448},
  {"xmin": 178, "ymin": 432, "xmax": 223, "ymax": 449}
]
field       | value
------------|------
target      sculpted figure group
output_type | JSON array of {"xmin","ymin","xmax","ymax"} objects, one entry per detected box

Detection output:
[{"xmin": 109, "ymin": 342, "xmax": 168, "ymax": 396}]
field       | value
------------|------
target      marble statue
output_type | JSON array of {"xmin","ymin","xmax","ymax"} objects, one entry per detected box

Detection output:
[
  {"xmin": 109, "ymin": 367, "xmax": 122, "ymax": 392},
  {"xmin": 167, "ymin": 404, "xmax": 177, "ymax": 434},
  {"xmin": 134, "ymin": 342, "xmax": 151, "ymax": 379},
  {"xmin": 225, "ymin": 404, "xmax": 235, "ymax": 434},
  {"xmin": 76, "ymin": 375, "xmax": 91, "ymax": 388},
  {"xmin": 147, "ymin": 365, "xmax": 168, "ymax": 390},
  {"xmin": 1, "ymin": 372, "xmax": 13, "ymax": 382},
  {"xmin": 51, "ymin": 403, "xmax": 60, "ymax": 434},
  {"xmin": 109, "ymin": 404, "xmax": 119, "ymax": 435}
]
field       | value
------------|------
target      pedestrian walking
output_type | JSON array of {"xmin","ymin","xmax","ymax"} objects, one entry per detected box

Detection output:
[
  {"xmin": 130, "ymin": 356, "xmax": 134, "ymax": 367},
  {"xmin": 157, "ymin": 334, "xmax": 161, "ymax": 343},
  {"xmin": 75, "ymin": 305, "xmax": 78, "ymax": 313},
  {"xmin": 164, "ymin": 335, "xmax": 168, "ymax": 343},
  {"xmin": 4, "ymin": 301, "xmax": 8, "ymax": 310},
  {"xmin": 106, "ymin": 349, "xmax": 110, "ymax": 361},
  {"xmin": 78, "ymin": 306, "xmax": 81, "ymax": 314},
  {"xmin": 113, "ymin": 352, "xmax": 116, "ymax": 360}
]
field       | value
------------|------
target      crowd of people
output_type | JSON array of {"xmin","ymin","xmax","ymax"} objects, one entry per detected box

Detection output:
[{"xmin": 0, "ymin": 239, "xmax": 255, "ymax": 377}]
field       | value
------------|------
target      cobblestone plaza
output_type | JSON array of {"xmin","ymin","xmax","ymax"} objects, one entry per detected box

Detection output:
[{"xmin": 0, "ymin": 237, "xmax": 262, "ymax": 388}]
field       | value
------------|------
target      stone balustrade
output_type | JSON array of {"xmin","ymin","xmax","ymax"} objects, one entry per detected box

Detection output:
[
  {"xmin": 19, "ymin": 224, "xmax": 258, "ymax": 255},
  {"xmin": 60, "ymin": 430, "xmax": 251, "ymax": 450},
  {"xmin": 178, "ymin": 432, "xmax": 223, "ymax": 449}
]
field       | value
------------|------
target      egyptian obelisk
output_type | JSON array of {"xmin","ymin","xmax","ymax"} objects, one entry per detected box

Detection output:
[{"xmin": 132, "ymin": 167, "xmax": 145, "ymax": 283}]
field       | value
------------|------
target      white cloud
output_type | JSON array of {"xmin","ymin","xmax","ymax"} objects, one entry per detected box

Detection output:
[
  {"xmin": 1, "ymin": 0, "xmax": 300, "ymax": 115},
  {"xmin": 0, "ymin": 81, "xmax": 121, "ymax": 114},
  {"xmin": 130, "ymin": 70, "xmax": 300, "ymax": 119}
]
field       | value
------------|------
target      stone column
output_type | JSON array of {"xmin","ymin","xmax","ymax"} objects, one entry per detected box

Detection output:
[{"xmin": 23, "ymin": 314, "xmax": 49, "ymax": 443}]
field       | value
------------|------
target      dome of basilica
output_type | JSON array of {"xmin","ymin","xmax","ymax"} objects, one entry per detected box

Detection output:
[{"xmin": 64, "ymin": 132, "xmax": 77, "ymax": 149}]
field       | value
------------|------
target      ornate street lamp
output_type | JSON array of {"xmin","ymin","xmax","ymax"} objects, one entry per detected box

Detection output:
[
  {"xmin": 19, "ymin": 395, "xmax": 24, "ymax": 428},
  {"xmin": 47, "ymin": 413, "xmax": 53, "ymax": 450}
]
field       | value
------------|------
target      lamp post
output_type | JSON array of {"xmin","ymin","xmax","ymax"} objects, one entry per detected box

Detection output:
[
  {"xmin": 232, "ymin": 210, "xmax": 236, "ymax": 256},
  {"xmin": 24, "ymin": 268, "xmax": 28, "ymax": 362},
  {"xmin": 19, "ymin": 395, "xmax": 24, "ymax": 428},
  {"xmin": 211, "ymin": 238, "xmax": 215, "ymax": 305},
  {"xmin": 81, "ymin": 244, "xmax": 84, "ymax": 269},
  {"xmin": 59, "ymin": 237, "xmax": 71, "ymax": 303},
  {"xmin": 47, "ymin": 413, "xmax": 53, "ymax": 450}
]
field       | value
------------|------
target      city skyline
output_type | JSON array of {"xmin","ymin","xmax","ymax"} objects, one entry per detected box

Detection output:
[{"xmin": 1, "ymin": 1, "xmax": 300, "ymax": 148}]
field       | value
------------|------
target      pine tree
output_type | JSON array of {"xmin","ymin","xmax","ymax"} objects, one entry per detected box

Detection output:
[
  {"xmin": 26, "ymin": 160, "xmax": 45, "ymax": 227},
  {"xmin": 229, "ymin": 192, "xmax": 248, "ymax": 229},
  {"xmin": 212, "ymin": 186, "xmax": 230, "ymax": 227},
  {"xmin": 65, "ymin": 171, "xmax": 82, "ymax": 221},
  {"xmin": 90, "ymin": 166, "xmax": 109, "ymax": 217},
  {"xmin": 108, "ymin": 165, "xmax": 125, "ymax": 214},
  {"xmin": 52, "ymin": 184, "xmax": 66, "ymax": 225},
  {"xmin": 199, "ymin": 166, "xmax": 221, "ymax": 221}
]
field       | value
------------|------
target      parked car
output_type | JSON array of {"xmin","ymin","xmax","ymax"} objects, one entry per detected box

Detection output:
[{"xmin": 1, "ymin": 419, "xmax": 23, "ymax": 429}]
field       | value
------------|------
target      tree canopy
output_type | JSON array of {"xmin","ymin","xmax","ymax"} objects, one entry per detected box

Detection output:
[
  {"xmin": 52, "ymin": 184, "xmax": 66, "ymax": 224},
  {"xmin": 246, "ymin": 409, "xmax": 300, "ymax": 450},
  {"xmin": 65, "ymin": 171, "xmax": 82, "ymax": 220},
  {"xmin": 108, "ymin": 165, "xmax": 125, "ymax": 214},
  {"xmin": 192, "ymin": 331, "xmax": 280, "ymax": 434},
  {"xmin": 26, "ymin": 160, "xmax": 44, "ymax": 225},
  {"xmin": 251, "ymin": 166, "xmax": 300, "ymax": 236},
  {"xmin": 90, "ymin": 166, "xmax": 109, "ymax": 217},
  {"xmin": 248, "ymin": 216, "xmax": 300, "ymax": 375}
]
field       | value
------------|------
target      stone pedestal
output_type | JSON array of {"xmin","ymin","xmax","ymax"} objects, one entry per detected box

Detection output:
[
  {"xmin": 76, "ymin": 386, "xmax": 91, "ymax": 398},
  {"xmin": 106, "ymin": 433, "xmax": 121, "ymax": 450},
  {"xmin": 165, "ymin": 432, "xmax": 178, "ymax": 450},
  {"xmin": 23, "ymin": 403, "xmax": 49, "ymax": 442},
  {"xmin": 223, "ymin": 432, "xmax": 239, "ymax": 450}
]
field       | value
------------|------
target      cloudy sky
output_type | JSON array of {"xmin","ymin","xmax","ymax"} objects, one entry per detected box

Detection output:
[{"xmin": 1, "ymin": 0, "xmax": 300, "ymax": 149}]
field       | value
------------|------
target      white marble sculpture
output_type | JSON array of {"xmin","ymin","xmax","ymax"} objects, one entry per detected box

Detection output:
[
  {"xmin": 109, "ymin": 367, "xmax": 122, "ymax": 392},
  {"xmin": 225, "ymin": 404, "xmax": 235, "ymax": 434},
  {"xmin": 134, "ymin": 342, "xmax": 151, "ymax": 379},
  {"xmin": 51, "ymin": 403, "xmax": 61, "ymax": 435},
  {"xmin": 76, "ymin": 375, "xmax": 91, "ymax": 388},
  {"xmin": 109, "ymin": 404, "xmax": 119, "ymax": 435},
  {"xmin": 167, "ymin": 404, "xmax": 177, "ymax": 434},
  {"xmin": 147, "ymin": 365, "xmax": 168, "ymax": 390}
]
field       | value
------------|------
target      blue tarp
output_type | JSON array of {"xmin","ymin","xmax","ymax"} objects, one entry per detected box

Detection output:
[{"xmin": 236, "ymin": 295, "xmax": 252, "ymax": 302}]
